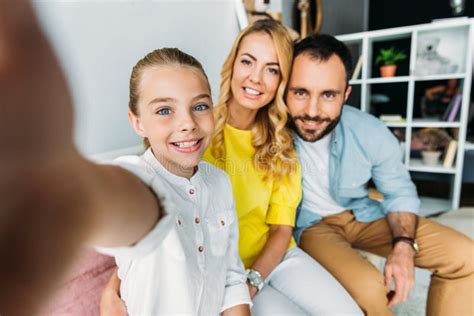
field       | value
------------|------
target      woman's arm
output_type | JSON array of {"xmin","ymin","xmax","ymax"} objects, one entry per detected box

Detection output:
[
  {"xmin": 247, "ymin": 224, "xmax": 293, "ymax": 297},
  {"xmin": 222, "ymin": 304, "xmax": 250, "ymax": 316},
  {"xmin": 100, "ymin": 268, "xmax": 128, "ymax": 316}
]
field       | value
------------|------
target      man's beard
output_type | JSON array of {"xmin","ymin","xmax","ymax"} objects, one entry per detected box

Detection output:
[{"xmin": 288, "ymin": 113, "xmax": 341, "ymax": 143}]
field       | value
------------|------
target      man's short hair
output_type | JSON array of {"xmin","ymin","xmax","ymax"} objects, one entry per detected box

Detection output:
[{"xmin": 294, "ymin": 34, "xmax": 353, "ymax": 83}]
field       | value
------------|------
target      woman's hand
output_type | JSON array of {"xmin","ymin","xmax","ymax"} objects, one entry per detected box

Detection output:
[
  {"xmin": 247, "ymin": 224, "xmax": 293, "ymax": 296},
  {"xmin": 100, "ymin": 268, "xmax": 127, "ymax": 316}
]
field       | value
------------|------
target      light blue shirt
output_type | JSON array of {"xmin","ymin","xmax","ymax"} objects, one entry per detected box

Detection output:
[{"xmin": 294, "ymin": 105, "xmax": 420, "ymax": 243}]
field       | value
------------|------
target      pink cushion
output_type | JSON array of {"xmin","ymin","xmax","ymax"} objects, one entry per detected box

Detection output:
[{"xmin": 43, "ymin": 248, "xmax": 116, "ymax": 315}]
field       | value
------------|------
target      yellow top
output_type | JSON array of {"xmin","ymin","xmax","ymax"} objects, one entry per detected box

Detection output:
[{"xmin": 204, "ymin": 124, "xmax": 301, "ymax": 268}]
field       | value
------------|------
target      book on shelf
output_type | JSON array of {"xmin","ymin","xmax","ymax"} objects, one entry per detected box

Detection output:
[
  {"xmin": 351, "ymin": 55, "xmax": 363, "ymax": 81},
  {"xmin": 442, "ymin": 94, "xmax": 462, "ymax": 122},
  {"xmin": 380, "ymin": 114, "xmax": 405, "ymax": 122},
  {"xmin": 368, "ymin": 188, "xmax": 384, "ymax": 201},
  {"xmin": 442, "ymin": 140, "xmax": 457, "ymax": 168}
]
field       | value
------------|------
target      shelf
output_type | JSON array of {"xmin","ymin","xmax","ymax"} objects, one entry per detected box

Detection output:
[
  {"xmin": 411, "ymin": 120, "xmax": 461, "ymax": 128},
  {"xmin": 349, "ymin": 79, "xmax": 363, "ymax": 85},
  {"xmin": 339, "ymin": 19, "xmax": 473, "ymax": 210},
  {"xmin": 465, "ymin": 142, "xmax": 474, "ymax": 151},
  {"xmin": 368, "ymin": 31, "xmax": 411, "ymax": 41},
  {"xmin": 408, "ymin": 158, "xmax": 456, "ymax": 174},
  {"xmin": 419, "ymin": 197, "xmax": 452, "ymax": 217},
  {"xmin": 361, "ymin": 73, "xmax": 466, "ymax": 84},
  {"xmin": 413, "ymin": 73, "xmax": 466, "ymax": 81},
  {"xmin": 385, "ymin": 122, "xmax": 407, "ymax": 127},
  {"xmin": 366, "ymin": 76, "xmax": 410, "ymax": 84}
]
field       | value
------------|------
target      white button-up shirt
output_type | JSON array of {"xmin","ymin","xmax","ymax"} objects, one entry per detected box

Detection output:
[{"xmin": 97, "ymin": 149, "xmax": 250, "ymax": 315}]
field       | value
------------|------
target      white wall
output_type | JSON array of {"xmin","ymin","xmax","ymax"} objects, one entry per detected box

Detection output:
[{"xmin": 33, "ymin": 0, "xmax": 239, "ymax": 155}]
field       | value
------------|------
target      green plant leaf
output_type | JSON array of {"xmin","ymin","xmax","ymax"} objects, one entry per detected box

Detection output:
[{"xmin": 375, "ymin": 47, "xmax": 407, "ymax": 65}]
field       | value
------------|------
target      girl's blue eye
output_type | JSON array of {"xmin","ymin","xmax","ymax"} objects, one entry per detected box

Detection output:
[
  {"xmin": 194, "ymin": 104, "xmax": 209, "ymax": 111},
  {"xmin": 157, "ymin": 108, "xmax": 172, "ymax": 115},
  {"xmin": 241, "ymin": 59, "xmax": 252, "ymax": 66}
]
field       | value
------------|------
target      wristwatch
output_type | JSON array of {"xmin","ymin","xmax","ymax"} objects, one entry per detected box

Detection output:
[
  {"xmin": 392, "ymin": 236, "xmax": 419, "ymax": 253},
  {"xmin": 246, "ymin": 269, "xmax": 264, "ymax": 292}
]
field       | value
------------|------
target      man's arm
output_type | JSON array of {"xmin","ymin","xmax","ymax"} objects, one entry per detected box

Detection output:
[
  {"xmin": 368, "ymin": 121, "xmax": 420, "ymax": 307},
  {"xmin": 384, "ymin": 212, "xmax": 418, "ymax": 307}
]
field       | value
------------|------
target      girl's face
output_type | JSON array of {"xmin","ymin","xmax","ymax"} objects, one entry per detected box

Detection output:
[
  {"xmin": 229, "ymin": 32, "xmax": 281, "ymax": 114},
  {"xmin": 129, "ymin": 65, "xmax": 214, "ymax": 178}
]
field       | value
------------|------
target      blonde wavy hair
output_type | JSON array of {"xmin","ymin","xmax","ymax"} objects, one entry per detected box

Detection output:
[{"xmin": 212, "ymin": 19, "xmax": 297, "ymax": 181}]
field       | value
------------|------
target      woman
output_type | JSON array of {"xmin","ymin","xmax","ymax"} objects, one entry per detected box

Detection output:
[
  {"xmin": 204, "ymin": 19, "xmax": 361, "ymax": 315},
  {"xmin": 101, "ymin": 20, "xmax": 361, "ymax": 315}
]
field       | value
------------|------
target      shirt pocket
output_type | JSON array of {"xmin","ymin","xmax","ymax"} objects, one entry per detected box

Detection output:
[
  {"xmin": 338, "ymin": 170, "xmax": 371, "ymax": 198},
  {"xmin": 206, "ymin": 210, "xmax": 234, "ymax": 257}
]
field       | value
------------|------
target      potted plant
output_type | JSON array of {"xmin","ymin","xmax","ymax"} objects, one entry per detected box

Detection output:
[
  {"xmin": 375, "ymin": 47, "xmax": 407, "ymax": 77},
  {"xmin": 414, "ymin": 128, "xmax": 451, "ymax": 166}
]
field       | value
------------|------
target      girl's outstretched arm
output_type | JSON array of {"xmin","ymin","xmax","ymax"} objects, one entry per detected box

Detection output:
[{"xmin": 0, "ymin": 1, "xmax": 162, "ymax": 314}]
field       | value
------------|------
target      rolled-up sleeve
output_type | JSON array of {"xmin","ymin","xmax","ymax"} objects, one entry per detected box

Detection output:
[
  {"xmin": 220, "ymin": 200, "xmax": 252, "ymax": 312},
  {"xmin": 95, "ymin": 156, "xmax": 177, "ymax": 259},
  {"xmin": 371, "ymin": 124, "xmax": 420, "ymax": 215}
]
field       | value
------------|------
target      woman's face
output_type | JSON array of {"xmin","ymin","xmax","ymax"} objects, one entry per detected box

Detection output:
[
  {"xmin": 229, "ymin": 32, "xmax": 281, "ymax": 113},
  {"xmin": 129, "ymin": 65, "xmax": 214, "ymax": 178}
]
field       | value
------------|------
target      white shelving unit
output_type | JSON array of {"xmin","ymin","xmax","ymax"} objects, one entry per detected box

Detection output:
[{"xmin": 337, "ymin": 18, "xmax": 473, "ymax": 214}]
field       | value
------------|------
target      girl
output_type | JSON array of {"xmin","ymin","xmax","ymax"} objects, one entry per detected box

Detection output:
[
  {"xmin": 204, "ymin": 19, "xmax": 362, "ymax": 315},
  {"xmin": 95, "ymin": 48, "xmax": 251, "ymax": 315},
  {"xmin": 96, "ymin": 47, "xmax": 252, "ymax": 315}
]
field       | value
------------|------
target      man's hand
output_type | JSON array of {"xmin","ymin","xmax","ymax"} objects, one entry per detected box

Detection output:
[
  {"xmin": 385, "ymin": 211, "xmax": 418, "ymax": 307},
  {"xmin": 384, "ymin": 241, "xmax": 416, "ymax": 307}
]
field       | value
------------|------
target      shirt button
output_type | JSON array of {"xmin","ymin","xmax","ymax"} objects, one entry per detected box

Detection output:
[
  {"xmin": 198, "ymin": 246, "xmax": 204, "ymax": 252},
  {"xmin": 177, "ymin": 219, "xmax": 182, "ymax": 225},
  {"xmin": 189, "ymin": 188, "xmax": 195, "ymax": 195},
  {"xmin": 220, "ymin": 220, "xmax": 225, "ymax": 226},
  {"xmin": 195, "ymin": 217, "xmax": 200, "ymax": 224}
]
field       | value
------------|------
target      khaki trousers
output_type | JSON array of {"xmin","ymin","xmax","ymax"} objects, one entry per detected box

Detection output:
[{"xmin": 300, "ymin": 210, "xmax": 474, "ymax": 316}]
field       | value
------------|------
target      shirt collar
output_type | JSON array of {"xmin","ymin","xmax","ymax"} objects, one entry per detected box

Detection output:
[
  {"xmin": 142, "ymin": 148, "xmax": 204, "ymax": 187},
  {"xmin": 331, "ymin": 108, "xmax": 345, "ymax": 155}
]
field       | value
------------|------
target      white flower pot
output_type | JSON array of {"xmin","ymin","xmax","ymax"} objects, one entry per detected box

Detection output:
[{"xmin": 421, "ymin": 151, "xmax": 441, "ymax": 166}]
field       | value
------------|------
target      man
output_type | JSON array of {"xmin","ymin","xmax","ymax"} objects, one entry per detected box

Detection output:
[{"xmin": 285, "ymin": 34, "xmax": 473, "ymax": 315}]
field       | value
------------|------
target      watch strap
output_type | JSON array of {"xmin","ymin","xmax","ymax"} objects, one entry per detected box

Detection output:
[{"xmin": 392, "ymin": 236, "xmax": 418, "ymax": 253}]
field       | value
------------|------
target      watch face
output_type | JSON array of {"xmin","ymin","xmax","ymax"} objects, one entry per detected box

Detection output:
[
  {"xmin": 248, "ymin": 270, "xmax": 262, "ymax": 286},
  {"xmin": 413, "ymin": 241, "xmax": 419, "ymax": 252}
]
